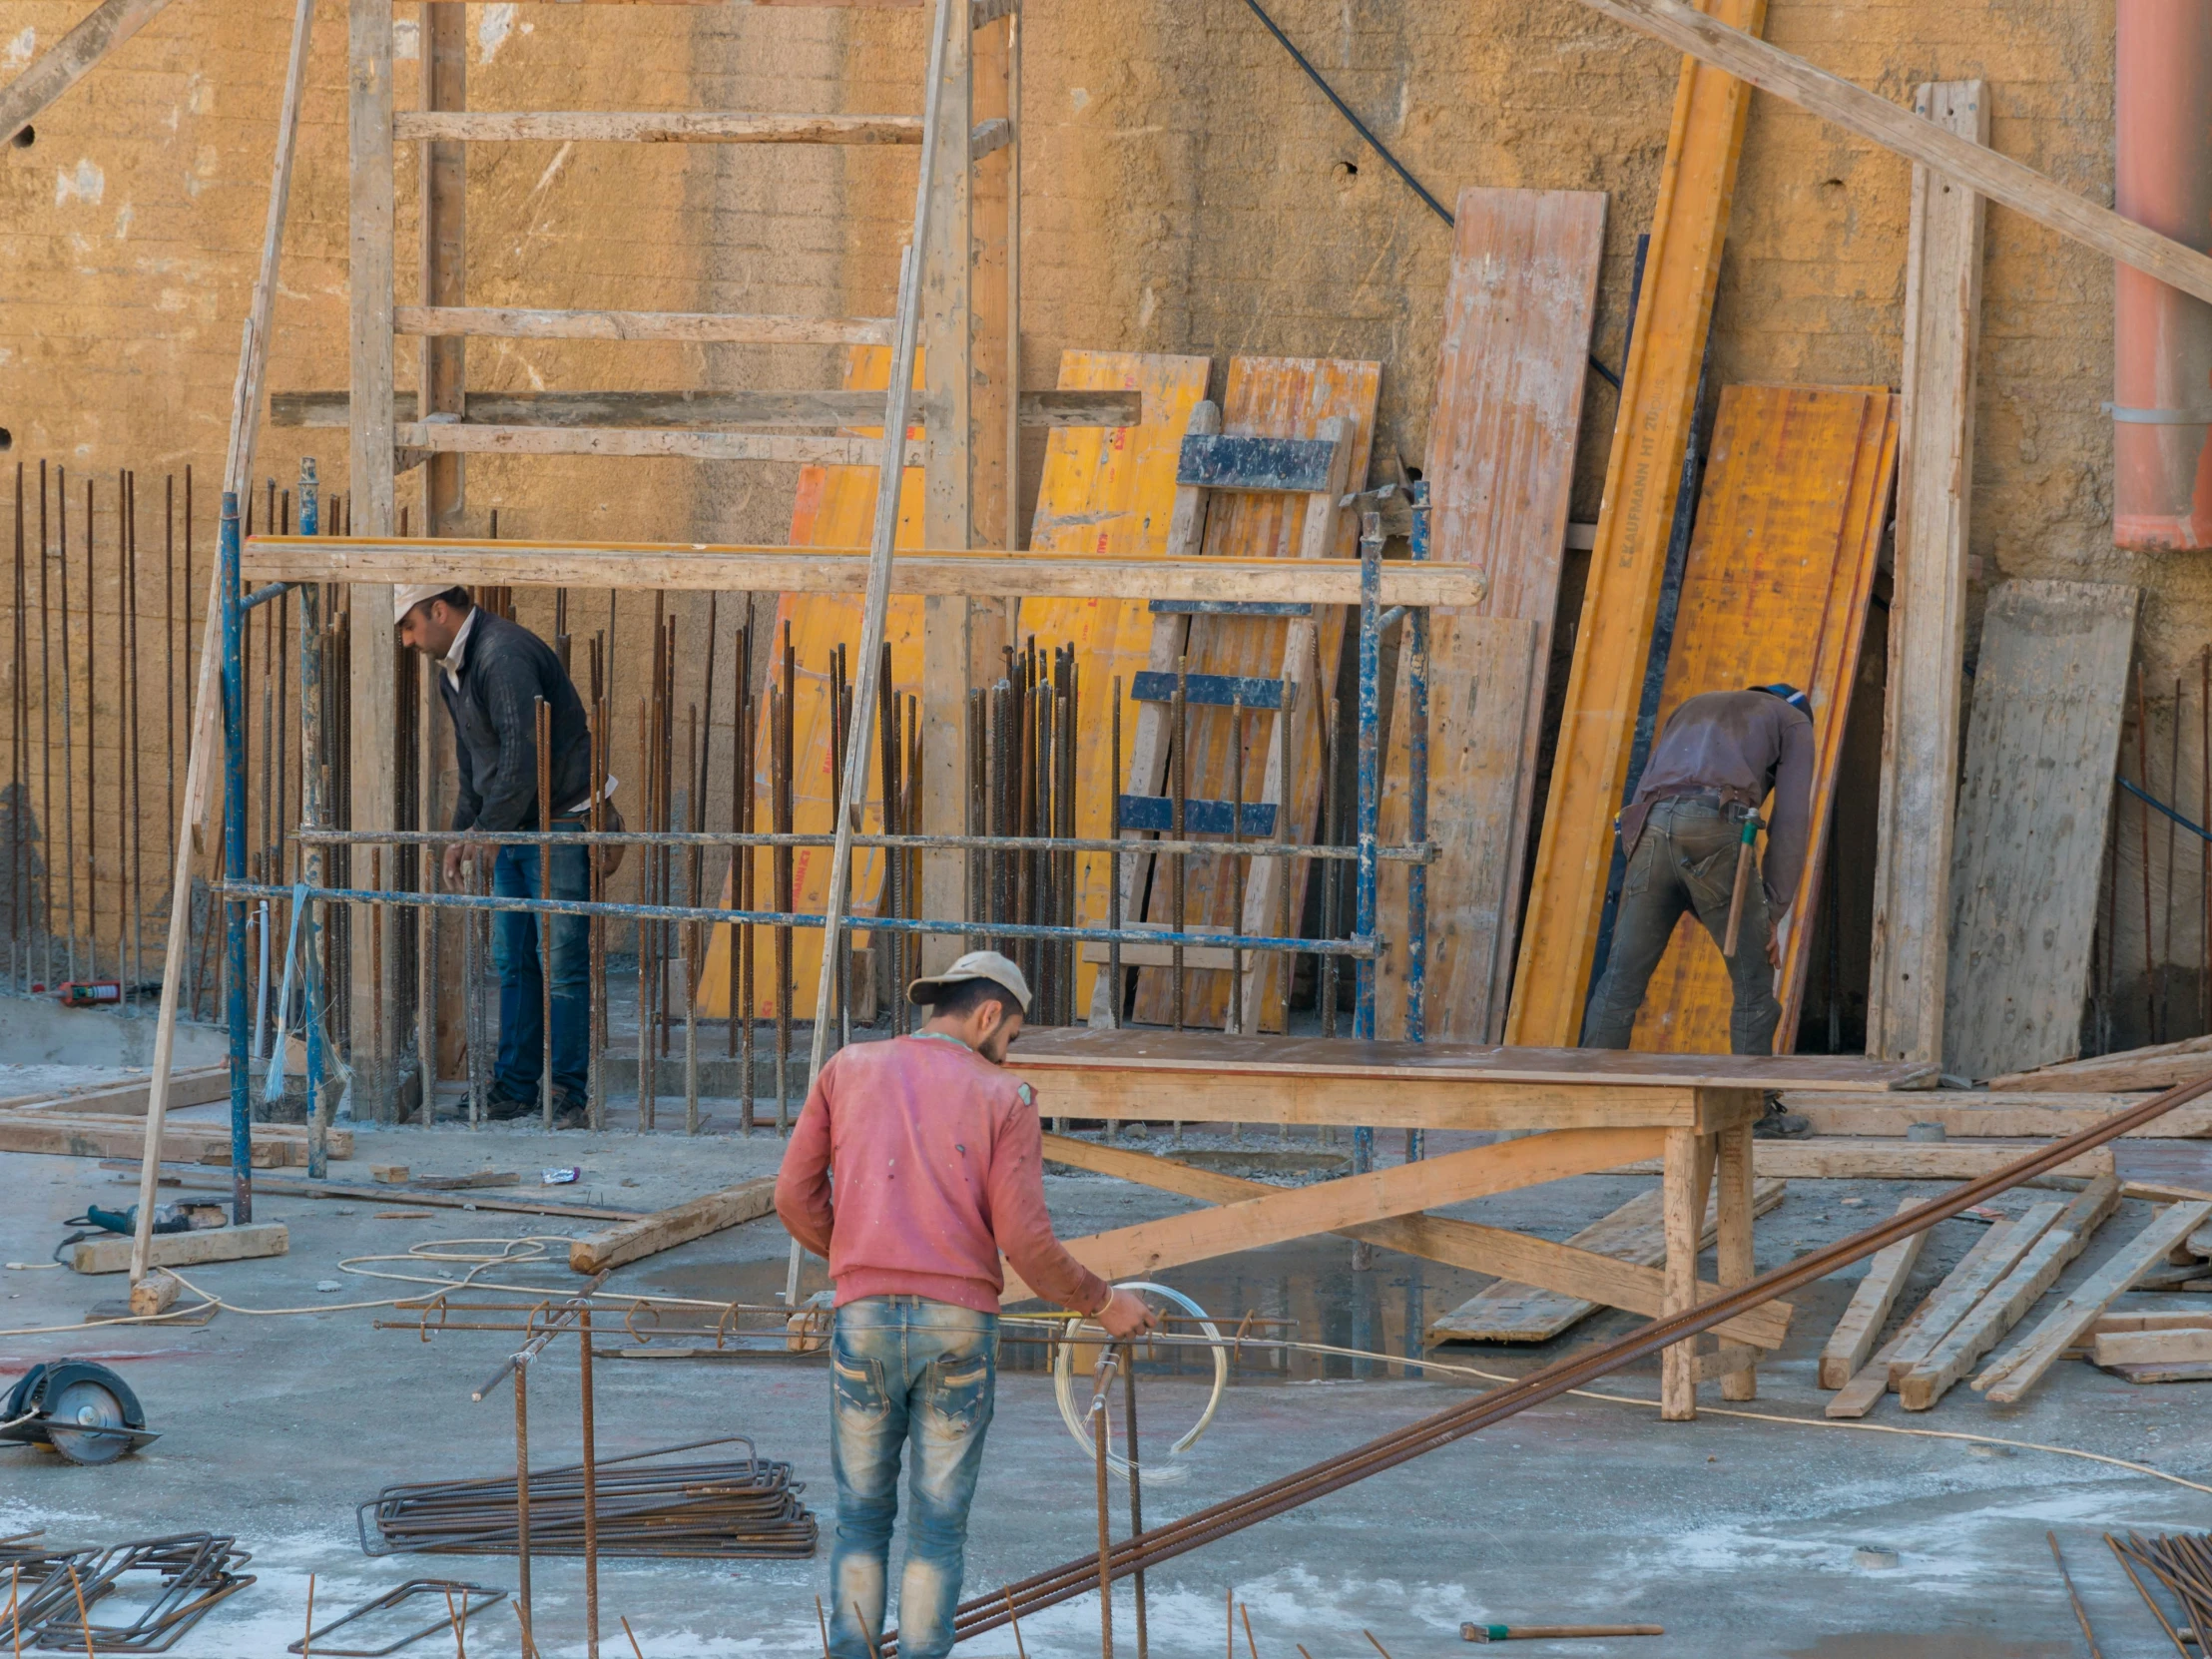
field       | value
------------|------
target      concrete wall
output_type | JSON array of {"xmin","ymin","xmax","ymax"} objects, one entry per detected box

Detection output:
[{"xmin": 0, "ymin": 0, "xmax": 2200, "ymax": 1046}]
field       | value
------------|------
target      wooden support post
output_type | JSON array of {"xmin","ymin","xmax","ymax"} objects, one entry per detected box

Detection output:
[
  {"xmin": 917, "ymin": 0, "xmax": 974, "ymax": 971},
  {"xmin": 348, "ymin": 0, "xmax": 398, "ymax": 1115},
  {"xmin": 1868, "ymin": 80, "xmax": 1987, "ymax": 1066},
  {"xmin": 1504, "ymin": 0, "xmax": 1765, "ymax": 1046},
  {"xmin": 1659, "ymin": 1125, "xmax": 1705, "ymax": 1420},
  {"xmin": 1714, "ymin": 1116, "xmax": 1757, "ymax": 1399}
]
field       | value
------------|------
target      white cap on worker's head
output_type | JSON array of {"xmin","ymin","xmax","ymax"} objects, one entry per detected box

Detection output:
[
  {"xmin": 394, "ymin": 583, "xmax": 460, "ymax": 627},
  {"xmin": 905, "ymin": 949, "xmax": 1032, "ymax": 1015}
]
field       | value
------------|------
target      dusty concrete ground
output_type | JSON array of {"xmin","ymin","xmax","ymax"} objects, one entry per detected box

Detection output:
[{"xmin": 5, "ymin": 1046, "xmax": 2212, "ymax": 1657}]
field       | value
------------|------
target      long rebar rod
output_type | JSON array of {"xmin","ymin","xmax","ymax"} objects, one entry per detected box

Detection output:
[{"xmin": 880, "ymin": 1072, "xmax": 2212, "ymax": 1654}]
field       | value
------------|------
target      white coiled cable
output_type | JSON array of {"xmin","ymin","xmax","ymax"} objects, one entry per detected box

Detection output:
[{"xmin": 1050, "ymin": 1282, "xmax": 1227, "ymax": 1485}]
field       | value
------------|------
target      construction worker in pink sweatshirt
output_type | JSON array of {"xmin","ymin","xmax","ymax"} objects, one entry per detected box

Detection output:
[{"xmin": 776, "ymin": 950, "xmax": 1157, "ymax": 1659}]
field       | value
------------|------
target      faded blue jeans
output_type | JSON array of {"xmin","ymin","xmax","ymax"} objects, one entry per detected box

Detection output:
[
  {"xmin": 489, "ymin": 817, "xmax": 590, "ymax": 1105},
  {"xmin": 828, "ymin": 1296, "xmax": 998, "ymax": 1659}
]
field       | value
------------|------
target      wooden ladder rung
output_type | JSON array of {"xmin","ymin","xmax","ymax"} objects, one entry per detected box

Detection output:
[
  {"xmin": 393, "ymin": 111, "xmax": 922, "ymax": 145},
  {"xmin": 394, "ymin": 422, "xmax": 923, "ymax": 466},
  {"xmin": 392, "ymin": 305, "xmax": 893, "ymax": 345}
]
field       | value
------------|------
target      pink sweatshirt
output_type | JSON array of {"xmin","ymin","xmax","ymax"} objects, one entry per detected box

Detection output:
[{"xmin": 775, "ymin": 1033, "xmax": 1113, "ymax": 1317}]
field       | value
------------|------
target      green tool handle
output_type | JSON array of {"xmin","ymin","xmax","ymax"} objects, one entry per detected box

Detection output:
[
  {"xmin": 1460, "ymin": 1624, "xmax": 1665, "ymax": 1642},
  {"xmin": 1721, "ymin": 812, "xmax": 1762, "ymax": 959}
]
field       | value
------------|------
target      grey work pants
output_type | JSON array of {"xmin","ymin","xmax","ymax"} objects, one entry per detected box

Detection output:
[{"xmin": 1581, "ymin": 798, "xmax": 1782, "ymax": 1055}]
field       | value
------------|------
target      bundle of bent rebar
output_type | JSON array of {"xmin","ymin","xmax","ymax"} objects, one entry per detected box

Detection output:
[
  {"xmin": 2109, "ymin": 1530, "xmax": 2212, "ymax": 1645},
  {"xmin": 358, "ymin": 1441, "xmax": 817, "ymax": 1560},
  {"xmin": 2, "ymin": 1532, "xmax": 255, "ymax": 1653}
]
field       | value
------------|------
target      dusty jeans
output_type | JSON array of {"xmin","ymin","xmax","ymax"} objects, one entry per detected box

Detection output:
[
  {"xmin": 827, "ymin": 1296, "xmax": 997, "ymax": 1659},
  {"xmin": 1581, "ymin": 796, "xmax": 1782, "ymax": 1055}
]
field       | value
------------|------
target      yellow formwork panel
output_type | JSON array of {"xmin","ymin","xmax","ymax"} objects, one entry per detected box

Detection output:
[
  {"xmin": 1626, "ymin": 383, "xmax": 1899, "ymax": 1053},
  {"xmin": 1015, "ymin": 350, "xmax": 1213, "ymax": 1012},
  {"xmin": 1128, "ymin": 355, "xmax": 1382, "ymax": 1031}
]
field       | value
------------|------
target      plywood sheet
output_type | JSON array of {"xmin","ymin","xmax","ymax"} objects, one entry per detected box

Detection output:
[
  {"xmin": 1626, "ymin": 384, "xmax": 1899, "ymax": 1053},
  {"xmin": 1129, "ymin": 356, "xmax": 1382, "ymax": 1029},
  {"xmin": 1378, "ymin": 187, "xmax": 1605, "ymax": 1042},
  {"xmin": 1942, "ymin": 579, "xmax": 2140, "ymax": 1079},
  {"xmin": 1014, "ymin": 351, "xmax": 1214, "ymax": 1013},
  {"xmin": 1504, "ymin": 0, "xmax": 1769, "ymax": 1047}
]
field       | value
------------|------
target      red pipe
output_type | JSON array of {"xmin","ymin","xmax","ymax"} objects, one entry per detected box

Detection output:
[{"xmin": 2115, "ymin": 0, "xmax": 2212, "ymax": 551}]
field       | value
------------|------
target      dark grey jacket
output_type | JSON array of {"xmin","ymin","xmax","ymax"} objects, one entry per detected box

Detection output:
[
  {"xmin": 1619, "ymin": 688, "xmax": 1814, "ymax": 913},
  {"xmin": 438, "ymin": 609, "xmax": 592, "ymax": 833}
]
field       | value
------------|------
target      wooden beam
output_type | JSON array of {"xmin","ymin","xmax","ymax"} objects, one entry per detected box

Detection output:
[
  {"xmin": 1620, "ymin": 1138, "xmax": 2116, "ymax": 1182},
  {"xmin": 1992, "ymin": 1051, "xmax": 2212, "ymax": 1094},
  {"xmin": 1972, "ymin": 1200, "xmax": 2212, "ymax": 1403},
  {"xmin": 70, "ymin": 1222, "xmax": 289, "ymax": 1276},
  {"xmin": 395, "ymin": 423, "xmax": 926, "ymax": 466},
  {"xmin": 1575, "ymin": 0, "xmax": 2212, "ymax": 306},
  {"xmin": 0, "ymin": 1114, "xmax": 295, "ymax": 1166},
  {"xmin": 1899, "ymin": 1175, "xmax": 2118, "ymax": 1409},
  {"xmin": 15, "ymin": 1067, "xmax": 230, "ymax": 1115},
  {"xmin": 1782, "ymin": 1090, "xmax": 2200, "ymax": 1138},
  {"xmin": 1825, "ymin": 1210, "xmax": 2023, "ymax": 1417},
  {"xmin": 270, "ymin": 387, "xmax": 1143, "ymax": 430},
  {"xmin": 0, "ymin": 0, "xmax": 180, "ymax": 147},
  {"xmin": 1038, "ymin": 1133, "xmax": 1794, "ymax": 1348},
  {"xmin": 393, "ymin": 305, "xmax": 893, "ymax": 345},
  {"xmin": 1869, "ymin": 82, "xmax": 1988, "ymax": 1067},
  {"xmin": 239, "ymin": 538, "xmax": 1488, "ymax": 606},
  {"xmin": 1504, "ymin": 0, "xmax": 1766, "ymax": 1045},
  {"xmin": 1000, "ymin": 1125, "xmax": 1668, "ymax": 1302},
  {"xmin": 1883, "ymin": 1201, "xmax": 2062, "ymax": 1381},
  {"xmin": 392, "ymin": 110, "xmax": 921, "ymax": 144},
  {"xmin": 566, "ymin": 1176, "xmax": 780, "ymax": 1273},
  {"xmin": 1817, "ymin": 1195, "xmax": 1929, "ymax": 1387}
]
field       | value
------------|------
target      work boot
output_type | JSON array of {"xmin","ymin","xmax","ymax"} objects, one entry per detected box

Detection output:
[
  {"xmin": 1752, "ymin": 1092, "xmax": 1811, "ymax": 1139},
  {"xmin": 552, "ymin": 1091, "xmax": 590, "ymax": 1131},
  {"xmin": 480, "ymin": 1087, "xmax": 536, "ymax": 1122}
]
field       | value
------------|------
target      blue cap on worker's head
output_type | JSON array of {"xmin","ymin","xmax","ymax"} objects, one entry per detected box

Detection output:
[{"xmin": 1753, "ymin": 683, "xmax": 1810, "ymax": 712}]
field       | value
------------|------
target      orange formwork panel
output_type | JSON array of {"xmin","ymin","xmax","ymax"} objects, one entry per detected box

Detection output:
[
  {"xmin": 1626, "ymin": 383, "xmax": 1899, "ymax": 1053},
  {"xmin": 1504, "ymin": 0, "xmax": 1770, "ymax": 1049},
  {"xmin": 1128, "ymin": 355, "xmax": 1382, "ymax": 1032}
]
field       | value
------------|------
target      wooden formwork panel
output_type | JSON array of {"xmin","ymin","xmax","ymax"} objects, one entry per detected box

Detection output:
[{"xmin": 1628, "ymin": 383, "xmax": 1898, "ymax": 1053}]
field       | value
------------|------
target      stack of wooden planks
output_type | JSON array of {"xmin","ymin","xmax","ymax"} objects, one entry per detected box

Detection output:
[
  {"xmin": 0, "ymin": 1067, "xmax": 351, "ymax": 1167},
  {"xmin": 1988, "ymin": 1034, "xmax": 2212, "ymax": 1094},
  {"xmin": 1816, "ymin": 1179, "xmax": 2212, "ymax": 1412}
]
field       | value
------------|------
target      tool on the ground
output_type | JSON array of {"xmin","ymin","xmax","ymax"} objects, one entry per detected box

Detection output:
[
  {"xmin": 2047, "ymin": 1532, "xmax": 2103, "ymax": 1659},
  {"xmin": 1721, "ymin": 809, "xmax": 1762, "ymax": 957},
  {"xmin": 7, "ymin": 1533, "xmax": 253, "ymax": 1650},
  {"xmin": 1461, "ymin": 1625, "xmax": 1663, "ymax": 1643},
  {"xmin": 285, "ymin": 1578, "xmax": 505, "ymax": 1657},
  {"xmin": 0, "ymin": 1360, "xmax": 160, "ymax": 1466},
  {"xmin": 55, "ymin": 980, "xmax": 121, "ymax": 1005},
  {"xmin": 76, "ymin": 1202, "xmax": 226, "ymax": 1237}
]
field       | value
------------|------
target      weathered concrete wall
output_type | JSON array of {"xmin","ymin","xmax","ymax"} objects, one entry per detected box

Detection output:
[{"xmin": 0, "ymin": 0, "xmax": 2201, "ymax": 1044}]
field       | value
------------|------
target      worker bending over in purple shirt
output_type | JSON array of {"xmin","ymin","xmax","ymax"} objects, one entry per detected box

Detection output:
[
  {"xmin": 776, "ymin": 950, "xmax": 1156, "ymax": 1659},
  {"xmin": 1582, "ymin": 685, "xmax": 1813, "ymax": 1058}
]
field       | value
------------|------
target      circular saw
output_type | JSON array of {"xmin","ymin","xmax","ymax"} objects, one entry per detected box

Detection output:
[{"xmin": 1, "ymin": 1361, "xmax": 159, "ymax": 1465}]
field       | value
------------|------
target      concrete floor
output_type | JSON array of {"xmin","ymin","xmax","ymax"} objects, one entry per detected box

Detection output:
[{"xmin": 5, "ymin": 1052, "xmax": 2212, "ymax": 1657}]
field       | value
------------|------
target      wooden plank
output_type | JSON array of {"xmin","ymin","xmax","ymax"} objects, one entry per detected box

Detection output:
[
  {"xmin": 1018, "ymin": 352, "xmax": 1214, "ymax": 1015},
  {"xmin": 1993, "ymin": 1053, "xmax": 2212, "ymax": 1094},
  {"xmin": 395, "ymin": 423, "xmax": 925, "ymax": 466},
  {"xmin": 1883, "ymin": 1201, "xmax": 2063, "ymax": 1380},
  {"xmin": 1041, "ymin": 1134, "xmax": 1792, "ymax": 1348},
  {"xmin": 272, "ymin": 388, "xmax": 1143, "ymax": 430},
  {"xmin": 1819, "ymin": 1195, "xmax": 1931, "ymax": 1386},
  {"xmin": 392, "ymin": 111, "xmax": 921, "ymax": 144},
  {"xmin": 566, "ymin": 1177, "xmax": 780, "ymax": 1273},
  {"xmin": 1128, "ymin": 357, "xmax": 1382, "ymax": 1030},
  {"xmin": 69, "ymin": 1222, "xmax": 289, "ymax": 1276},
  {"xmin": 1572, "ymin": 0, "xmax": 2212, "ymax": 307},
  {"xmin": 1974, "ymin": 1201, "xmax": 2212, "ymax": 1402},
  {"xmin": 393, "ymin": 305, "xmax": 894, "ymax": 344},
  {"xmin": 1716, "ymin": 1122, "xmax": 1759, "ymax": 1398},
  {"xmin": 1942, "ymin": 581, "xmax": 2141, "ymax": 1079},
  {"xmin": 1659, "ymin": 1127, "xmax": 1713, "ymax": 1419},
  {"xmin": 0, "ymin": 0, "xmax": 180, "ymax": 146},
  {"xmin": 1428, "ymin": 1177, "xmax": 1786, "ymax": 1343},
  {"xmin": 1502, "ymin": 0, "xmax": 1766, "ymax": 1047},
  {"xmin": 1825, "ymin": 1213, "xmax": 2025, "ymax": 1417},
  {"xmin": 242, "ymin": 538, "xmax": 1485, "ymax": 607},
  {"xmin": 1641, "ymin": 1138, "xmax": 2116, "ymax": 1182},
  {"xmin": 999, "ymin": 1126, "xmax": 1669, "ymax": 1303},
  {"xmin": 1900, "ymin": 1175, "xmax": 2120, "ymax": 1409},
  {"xmin": 0, "ymin": 1114, "xmax": 294, "ymax": 1167},
  {"xmin": 1867, "ymin": 81, "xmax": 1989, "ymax": 1067},
  {"xmin": 1621, "ymin": 385, "xmax": 1899, "ymax": 1052},
  {"xmin": 2092, "ymin": 1327, "xmax": 2212, "ymax": 1367},
  {"xmin": 1378, "ymin": 186, "xmax": 1607, "ymax": 1042},
  {"xmin": 1782, "ymin": 1091, "xmax": 2198, "ymax": 1138},
  {"xmin": 1990, "ymin": 1033, "xmax": 2212, "ymax": 1088},
  {"xmin": 15, "ymin": 1068, "xmax": 230, "ymax": 1115},
  {"xmin": 28, "ymin": 1110, "xmax": 353, "ymax": 1158}
]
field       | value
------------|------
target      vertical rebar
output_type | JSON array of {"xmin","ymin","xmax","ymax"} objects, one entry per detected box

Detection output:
[
  {"xmin": 1108, "ymin": 679, "xmax": 1123, "ymax": 1033},
  {"xmin": 738, "ymin": 621, "xmax": 756, "ymax": 1128},
  {"xmin": 775, "ymin": 627, "xmax": 795, "ymax": 1133},
  {"xmin": 684, "ymin": 704, "xmax": 700, "ymax": 1136},
  {"xmin": 578, "ymin": 1307, "xmax": 600, "ymax": 1659},
  {"xmin": 221, "ymin": 491, "xmax": 252, "ymax": 1222},
  {"xmin": 85, "ymin": 475, "xmax": 97, "ymax": 986},
  {"xmin": 1230, "ymin": 694, "xmax": 1246, "ymax": 1038},
  {"xmin": 38, "ymin": 461, "xmax": 53, "ymax": 991},
  {"xmin": 1093, "ymin": 1365, "xmax": 1114, "ymax": 1659},
  {"xmin": 127, "ymin": 471, "xmax": 145, "ymax": 1005},
  {"xmin": 513, "ymin": 1360, "xmax": 533, "ymax": 1655},
  {"xmin": 1124, "ymin": 1336, "xmax": 1148, "ymax": 1659},
  {"xmin": 56, "ymin": 468, "xmax": 75, "ymax": 981},
  {"xmin": 536, "ymin": 696, "xmax": 554, "ymax": 1131},
  {"xmin": 1171, "ymin": 654, "xmax": 1187, "ymax": 1033},
  {"xmin": 1321, "ymin": 693, "xmax": 1341, "ymax": 1045},
  {"xmin": 2136, "ymin": 664, "xmax": 2157, "ymax": 1040}
]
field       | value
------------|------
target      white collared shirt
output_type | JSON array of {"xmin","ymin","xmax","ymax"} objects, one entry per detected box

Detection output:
[{"xmin": 436, "ymin": 605, "xmax": 480, "ymax": 691}]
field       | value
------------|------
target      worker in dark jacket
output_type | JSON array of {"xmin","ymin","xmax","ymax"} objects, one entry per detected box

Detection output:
[
  {"xmin": 396, "ymin": 584, "xmax": 596, "ymax": 1125},
  {"xmin": 1582, "ymin": 685, "xmax": 1814, "ymax": 1058}
]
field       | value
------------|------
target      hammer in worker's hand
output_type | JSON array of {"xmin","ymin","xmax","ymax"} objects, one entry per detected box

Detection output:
[{"xmin": 1721, "ymin": 810, "xmax": 1763, "ymax": 958}]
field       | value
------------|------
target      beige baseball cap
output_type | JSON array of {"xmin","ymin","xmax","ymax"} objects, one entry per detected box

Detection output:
[
  {"xmin": 394, "ymin": 583, "xmax": 462, "ymax": 627},
  {"xmin": 905, "ymin": 949, "xmax": 1032, "ymax": 1014}
]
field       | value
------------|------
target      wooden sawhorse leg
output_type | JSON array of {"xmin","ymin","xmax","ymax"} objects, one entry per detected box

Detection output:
[
  {"xmin": 1662, "ymin": 1105, "xmax": 1763, "ymax": 1419},
  {"xmin": 1715, "ymin": 1119, "xmax": 1759, "ymax": 1401}
]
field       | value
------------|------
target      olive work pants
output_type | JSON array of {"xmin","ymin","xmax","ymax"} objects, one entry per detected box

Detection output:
[{"xmin": 1580, "ymin": 797, "xmax": 1783, "ymax": 1055}]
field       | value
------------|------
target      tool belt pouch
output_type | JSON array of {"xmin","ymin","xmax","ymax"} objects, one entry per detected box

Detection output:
[{"xmin": 593, "ymin": 800, "xmax": 628, "ymax": 881}]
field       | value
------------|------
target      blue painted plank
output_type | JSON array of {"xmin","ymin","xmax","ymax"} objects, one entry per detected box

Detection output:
[
  {"xmin": 1129, "ymin": 671, "xmax": 1286, "ymax": 711},
  {"xmin": 1117, "ymin": 796, "xmax": 1279, "ymax": 836},
  {"xmin": 1177, "ymin": 433, "xmax": 1340, "ymax": 493}
]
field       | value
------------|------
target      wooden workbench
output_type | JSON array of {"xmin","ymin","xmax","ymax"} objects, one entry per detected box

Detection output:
[{"xmin": 1006, "ymin": 1029, "xmax": 1935, "ymax": 1419}]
